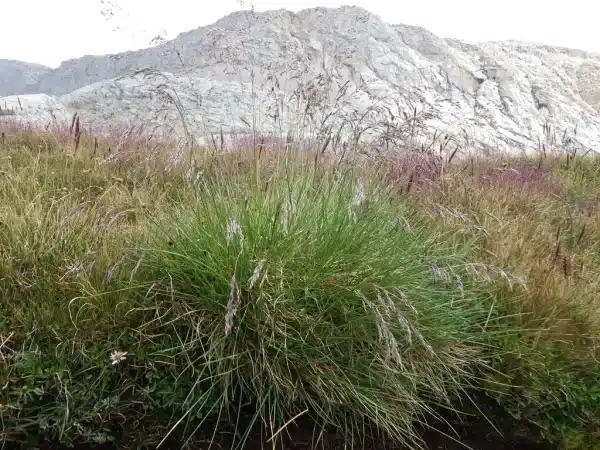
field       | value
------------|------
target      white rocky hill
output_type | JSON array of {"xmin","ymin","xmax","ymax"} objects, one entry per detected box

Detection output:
[
  {"xmin": 2, "ymin": 6, "xmax": 600, "ymax": 154},
  {"xmin": 0, "ymin": 59, "xmax": 52, "ymax": 97}
]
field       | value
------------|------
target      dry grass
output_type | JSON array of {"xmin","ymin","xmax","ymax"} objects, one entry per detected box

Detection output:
[
  {"xmin": 406, "ymin": 154, "xmax": 600, "ymax": 344},
  {"xmin": 386, "ymin": 151, "xmax": 600, "ymax": 447}
]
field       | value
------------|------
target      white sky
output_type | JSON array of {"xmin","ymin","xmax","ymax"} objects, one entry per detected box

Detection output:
[{"xmin": 2, "ymin": 0, "xmax": 599, "ymax": 68}]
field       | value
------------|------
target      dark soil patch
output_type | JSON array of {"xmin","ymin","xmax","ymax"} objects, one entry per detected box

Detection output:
[
  {"xmin": 6, "ymin": 390, "xmax": 553, "ymax": 450},
  {"xmin": 7, "ymin": 409, "xmax": 553, "ymax": 450},
  {"xmin": 13, "ymin": 426, "xmax": 552, "ymax": 450}
]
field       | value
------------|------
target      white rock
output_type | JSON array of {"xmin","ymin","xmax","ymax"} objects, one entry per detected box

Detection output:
[
  {"xmin": 0, "ymin": 94, "xmax": 72, "ymax": 126},
  {"xmin": 1, "ymin": 6, "xmax": 599, "ymax": 154}
]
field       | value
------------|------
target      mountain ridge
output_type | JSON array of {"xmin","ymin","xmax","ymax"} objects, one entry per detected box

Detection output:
[{"xmin": 2, "ymin": 5, "xmax": 600, "ymax": 154}]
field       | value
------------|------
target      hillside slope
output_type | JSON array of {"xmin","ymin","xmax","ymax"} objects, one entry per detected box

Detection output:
[{"xmin": 2, "ymin": 6, "xmax": 600, "ymax": 153}]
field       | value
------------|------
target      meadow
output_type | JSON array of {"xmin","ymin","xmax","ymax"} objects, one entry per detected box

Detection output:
[{"xmin": 0, "ymin": 124, "xmax": 599, "ymax": 449}]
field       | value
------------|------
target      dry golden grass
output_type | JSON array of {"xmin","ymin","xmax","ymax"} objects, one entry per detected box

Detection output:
[{"xmin": 410, "ymin": 154, "xmax": 600, "ymax": 350}]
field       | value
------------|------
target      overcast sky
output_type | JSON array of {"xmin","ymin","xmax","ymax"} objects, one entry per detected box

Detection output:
[{"xmin": 3, "ymin": 0, "xmax": 599, "ymax": 68}]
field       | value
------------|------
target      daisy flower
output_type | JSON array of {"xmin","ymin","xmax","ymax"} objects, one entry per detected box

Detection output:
[{"xmin": 109, "ymin": 350, "xmax": 128, "ymax": 365}]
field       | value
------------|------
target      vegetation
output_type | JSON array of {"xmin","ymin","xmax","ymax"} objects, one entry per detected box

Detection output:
[
  {"xmin": 0, "ymin": 105, "xmax": 16, "ymax": 116},
  {"xmin": 0, "ymin": 126, "xmax": 599, "ymax": 449}
]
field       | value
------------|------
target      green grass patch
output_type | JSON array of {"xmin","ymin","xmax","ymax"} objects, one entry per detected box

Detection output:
[
  {"xmin": 0, "ymin": 142, "xmax": 510, "ymax": 448},
  {"xmin": 2, "ymin": 131, "xmax": 600, "ymax": 449}
]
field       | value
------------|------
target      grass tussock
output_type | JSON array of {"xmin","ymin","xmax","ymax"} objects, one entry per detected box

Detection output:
[{"xmin": 0, "ymin": 129, "xmax": 599, "ymax": 449}]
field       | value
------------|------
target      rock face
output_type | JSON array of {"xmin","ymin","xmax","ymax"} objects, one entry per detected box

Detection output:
[
  {"xmin": 0, "ymin": 59, "xmax": 52, "ymax": 96},
  {"xmin": 2, "ymin": 6, "xmax": 600, "ymax": 154},
  {"xmin": 0, "ymin": 94, "xmax": 72, "ymax": 125}
]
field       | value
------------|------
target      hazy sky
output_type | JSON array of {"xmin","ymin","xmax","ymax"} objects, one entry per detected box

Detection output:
[{"xmin": 3, "ymin": 0, "xmax": 599, "ymax": 67}]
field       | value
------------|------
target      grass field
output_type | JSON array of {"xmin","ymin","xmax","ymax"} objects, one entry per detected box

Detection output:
[{"xmin": 0, "ymin": 127, "xmax": 599, "ymax": 449}]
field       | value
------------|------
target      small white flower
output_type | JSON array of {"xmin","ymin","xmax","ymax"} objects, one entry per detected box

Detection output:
[{"xmin": 109, "ymin": 350, "xmax": 128, "ymax": 365}]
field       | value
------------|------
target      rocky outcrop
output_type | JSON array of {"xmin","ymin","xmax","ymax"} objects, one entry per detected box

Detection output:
[
  {"xmin": 2, "ymin": 6, "xmax": 600, "ymax": 154},
  {"xmin": 0, "ymin": 94, "xmax": 72, "ymax": 125}
]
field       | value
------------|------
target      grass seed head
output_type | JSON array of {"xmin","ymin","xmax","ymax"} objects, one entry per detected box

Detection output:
[
  {"xmin": 225, "ymin": 275, "xmax": 241, "ymax": 336},
  {"xmin": 226, "ymin": 216, "xmax": 244, "ymax": 246}
]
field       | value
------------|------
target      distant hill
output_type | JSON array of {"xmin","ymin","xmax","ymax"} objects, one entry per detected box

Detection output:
[
  {"xmin": 0, "ymin": 59, "xmax": 52, "ymax": 96},
  {"xmin": 2, "ymin": 6, "xmax": 600, "ymax": 153}
]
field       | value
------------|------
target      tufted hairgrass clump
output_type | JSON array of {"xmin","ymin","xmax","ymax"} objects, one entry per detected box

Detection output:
[
  {"xmin": 134, "ymin": 160, "xmax": 502, "ymax": 448},
  {"xmin": 0, "ymin": 133, "xmax": 509, "ymax": 449}
]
